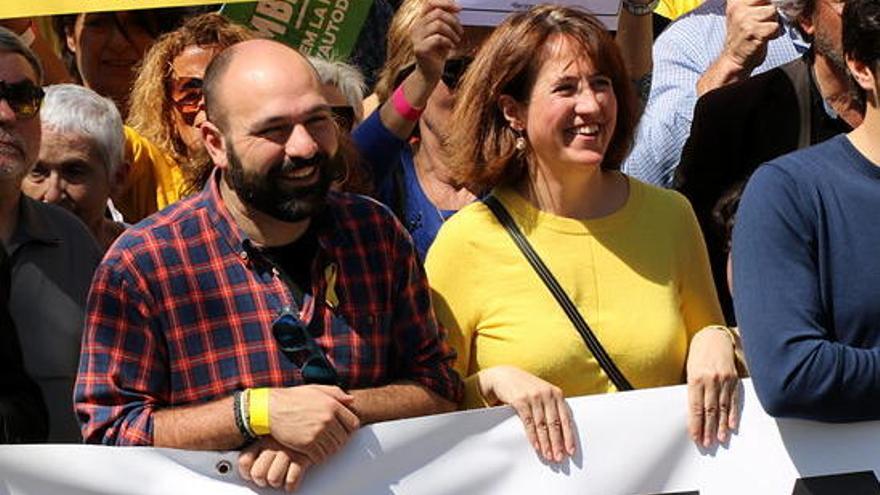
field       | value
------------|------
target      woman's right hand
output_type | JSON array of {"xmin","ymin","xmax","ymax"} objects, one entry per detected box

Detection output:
[
  {"xmin": 477, "ymin": 365, "xmax": 577, "ymax": 463},
  {"xmin": 411, "ymin": 0, "xmax": 463, "ymax": 83}
]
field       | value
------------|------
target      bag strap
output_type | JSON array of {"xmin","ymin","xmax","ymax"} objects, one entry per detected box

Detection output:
[{"xmin": 483, "ymin": 195, "xmax": 634, "ymax": 391}]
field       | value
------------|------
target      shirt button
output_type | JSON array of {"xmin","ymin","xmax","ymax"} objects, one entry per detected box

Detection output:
[{"xmin": 240, "ymin": 251, "xmax": 248, "ymax": 260}]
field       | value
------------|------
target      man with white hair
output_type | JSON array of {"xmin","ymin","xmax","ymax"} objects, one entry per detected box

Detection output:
[
  {"xmin": 0, "ymin": 27, "xmax": 102, "ymax": 442},
  {"xmin": 674, "ymin": 0, "xmax": 863, "ymax": 324},
  {"xmin": 21, "ymin": 84, "xmax": 126, "ymax": 252}
]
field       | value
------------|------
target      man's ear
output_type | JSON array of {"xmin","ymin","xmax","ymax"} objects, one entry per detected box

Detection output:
[
  {"xmin": 498, "ymin": 94, "xmax": 526, "ymax": 131},
  {"xmin": 201, "ymin": 121, "xmax": 229, "ymax": 170},
  {"xmin": 847, "ymin": 55, "xmax": 878, "ymax": 95},
  {"xmin": 797, "ymin": 13, "xmax": 815, "ymax": 37}
]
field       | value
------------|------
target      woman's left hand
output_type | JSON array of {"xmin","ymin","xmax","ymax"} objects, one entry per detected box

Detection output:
[{"xmin": 686, "ymin": 326, "xmax": 741, "ymax": 447}]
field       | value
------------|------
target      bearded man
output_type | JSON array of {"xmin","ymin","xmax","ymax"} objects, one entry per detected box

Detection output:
[
  {"xmin": 672, "ymin": 0, "xmax": 865, "ymax": 325},
  {"xmin": 74, "ymin": 40, "xmax": 461, "ymax": 492}
]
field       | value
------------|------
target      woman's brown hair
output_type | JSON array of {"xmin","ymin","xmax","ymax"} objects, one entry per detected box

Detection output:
[
  {"xmin": 127, "ymin": 13, "xmax": 252, "ymax": 194},
  {"xmin": 449, "ymin": 6, "xmax": 637, "ymax": 193}
]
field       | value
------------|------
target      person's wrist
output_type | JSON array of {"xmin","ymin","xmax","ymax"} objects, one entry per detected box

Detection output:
[
  {"xmin": 248, "ymin": 387, "xmax": 271, "ymax": 436},
  {"xmin": 622, "ymin": 0, "xmax": 660, "ymax": 16},
  {"xmin": 701, "ymin": 325, "xmax": 738, "ymax": 349}
]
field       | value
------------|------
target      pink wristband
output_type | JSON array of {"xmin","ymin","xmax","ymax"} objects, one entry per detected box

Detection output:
[{"xmin": 392, "ymin": 85, "xmax": 424, "ymax": 121}]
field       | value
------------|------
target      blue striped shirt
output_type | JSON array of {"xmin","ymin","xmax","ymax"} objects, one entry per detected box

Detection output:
[{"xmin": 622, "ymin": 0, "xmax": 810, "ymax": 187}]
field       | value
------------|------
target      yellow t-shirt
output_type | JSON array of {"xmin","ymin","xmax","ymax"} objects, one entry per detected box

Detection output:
[
  {"xmin": 112, "ymin": 126, "xmax": 184, "ymax": 222},
  {"xmin": 425, "ymin": 180, "xmax": 723, "ymax": 409}
]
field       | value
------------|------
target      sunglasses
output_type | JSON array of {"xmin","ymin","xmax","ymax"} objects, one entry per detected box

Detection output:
[
  {"xmin": 272, "ymin": 311, "xmax": 340, "ymax": 386},
  {"xmin": 0, "ymin": 80, "xmax": 44, "ymax": 120},
  {"xmin": 394, "ymin": 56, "xmax": 474, "ymax": 91},
  {"xmin": 168, "ymin": 75, "xmax": 204, "ymax": 120},
  {"xmin": 330, "ymin": 105, "xmax": 356, "ymax": 132}
]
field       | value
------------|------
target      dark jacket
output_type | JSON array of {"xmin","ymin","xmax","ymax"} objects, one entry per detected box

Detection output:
[{"xmin": 675, "ymin": 55, "xmax": 851, "ymax": 324}]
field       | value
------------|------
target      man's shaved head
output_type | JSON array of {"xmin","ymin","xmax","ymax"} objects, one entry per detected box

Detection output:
[{"xmin": 203, "ymin": 39, "xmax": 318, "ymax": 131}]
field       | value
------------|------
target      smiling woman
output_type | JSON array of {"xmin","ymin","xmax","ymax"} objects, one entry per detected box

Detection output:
[{"xmin": 425, "ymin": 5, "xmax": 745, "ymax": 464}]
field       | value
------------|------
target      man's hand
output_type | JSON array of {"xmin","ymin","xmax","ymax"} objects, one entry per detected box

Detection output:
[
  {"xmin": 239, "ymin": 437, "xmax": 311, "ymax": 492},
  {"xmin": 722, "ymin": 0, "xmax": 779, "ymax": 72},
  {"xmin": 697, "ymin": 0, "xmax": 780, "ymax": 95},
  {"xmin": 268, "ymin": 386, "xmax": 360, "ymax": 465}
]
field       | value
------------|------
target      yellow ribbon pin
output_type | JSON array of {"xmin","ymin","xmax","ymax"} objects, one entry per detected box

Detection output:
[{"xmin": 324, "ymin": 263, "xmax": 339, "ymax": 309}]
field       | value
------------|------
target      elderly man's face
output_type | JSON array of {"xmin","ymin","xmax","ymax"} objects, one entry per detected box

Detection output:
[
  {"xmin": 20, "ymin": 128, "xmax": 111, "ymax": 228},
  {"xmin": 0, "ymin": 52, "xmax": 41, "ymax": 180}
]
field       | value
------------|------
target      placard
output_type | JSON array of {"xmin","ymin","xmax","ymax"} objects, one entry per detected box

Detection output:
[
  {"xmin": 221, "ymin": 0, "xmax": 373, "ymax": 60},
  {"xmin": 2, "ymin": 381, "xmax": 880, "ymax": 494},
  {"xmin": 458, "ymin": 0, "xmax": 622, "ymax": 30}
]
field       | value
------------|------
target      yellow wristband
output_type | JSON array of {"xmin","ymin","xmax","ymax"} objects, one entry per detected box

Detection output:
[{"xmin": 248, "ymin": 388, "xmax": 271, "ymax": 436}]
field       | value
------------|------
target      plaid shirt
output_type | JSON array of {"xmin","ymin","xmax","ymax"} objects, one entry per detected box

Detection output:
[{"xmin": 75, "ymin": 172, "xmax": 462, "ymax": 445}]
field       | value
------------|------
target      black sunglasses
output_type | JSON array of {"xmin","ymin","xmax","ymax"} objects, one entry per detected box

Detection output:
[
  {"xmin": 394, "ymin": 56, "xmax": 474, "ymax": 91},
  {"xmin": 330, "ymin": 105, "xmax": 356, "ymax": 132},
  {"xmin": 272, "ymin": 311, "xmax": 340, "ymax": 386},
  {"xmin": 0, "ymin": 80, "xmax": 44, "ymax": 119}
]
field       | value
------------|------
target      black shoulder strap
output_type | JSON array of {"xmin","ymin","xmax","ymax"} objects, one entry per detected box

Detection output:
[
  {"xmin": 483, "ymin": 195, "xmax": 634, "ymax": 391},
  {"xmin": 780, "ymin": 57, "xmax": 812, "ymax": 150}
]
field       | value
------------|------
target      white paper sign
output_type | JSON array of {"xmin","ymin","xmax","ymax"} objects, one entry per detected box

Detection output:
[
  {"xmin": 2, "ymin": 380, "xmax": 880, "ymax": 494},
  {"xmin": 458, "ymin": 0, "xmax": 622, "ymax": 30}
]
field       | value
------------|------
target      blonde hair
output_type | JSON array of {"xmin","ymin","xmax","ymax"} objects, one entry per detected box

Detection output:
[
  {"xmin": 373, "ymin": 0, "xmax": 423, "ymax": 102},
  {"xmin": 127, "ymin": 13, "xmax": 252, "ymax": 176}
]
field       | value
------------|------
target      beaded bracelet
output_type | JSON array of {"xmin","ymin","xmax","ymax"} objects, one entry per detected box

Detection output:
[{"xmin": 233, "ymin": 390, "xmax": 256, "ymax": 442}]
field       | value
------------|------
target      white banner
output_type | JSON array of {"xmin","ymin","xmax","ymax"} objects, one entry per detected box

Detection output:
[
  {"xmin": 458, "ymin": 0, "xmax": 622, "ymax": 30},
  {"xmin": 2, "ymin": 380, "xmax": 880, "ymax": 494}
]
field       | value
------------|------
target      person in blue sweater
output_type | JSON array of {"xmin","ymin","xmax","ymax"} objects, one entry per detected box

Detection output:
[
  {"xmin": 732, "ymin": 0, "xmax": 880, "ymax": 421},
  {"xmin": 353, "ymin": 0, "xmax": 484, "ymax": 260}
]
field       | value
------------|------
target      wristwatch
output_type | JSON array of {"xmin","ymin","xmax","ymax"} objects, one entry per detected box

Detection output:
[{"xmin": 622, "ymin": 0, "xmax": 660, "ymax": 16}]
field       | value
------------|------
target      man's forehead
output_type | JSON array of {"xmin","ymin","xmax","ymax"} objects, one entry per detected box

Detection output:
[{"xmin": 0, "ymin": 51, "xmax": 38, "ymax": 84}]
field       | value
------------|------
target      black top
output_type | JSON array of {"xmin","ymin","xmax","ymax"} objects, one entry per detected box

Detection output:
[
  {"xmin": 0, "ymin": 243, "xmax": 48, "ymax": 443},
  {"xmin": 261, "ymin": 227, "xmax": 319, "ymax": 303}
]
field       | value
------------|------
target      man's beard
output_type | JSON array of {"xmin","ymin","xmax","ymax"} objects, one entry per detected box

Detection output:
[
  {"xmin": 223, "ymin": 144, "xmax": 341, "ymax": 223},
  {"xmin": 814, "ymin": 31, "xmax": 848, "ymax": 75}
]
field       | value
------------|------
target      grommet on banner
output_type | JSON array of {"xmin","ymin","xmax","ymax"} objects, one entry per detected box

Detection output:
[{"xmin": 215, "ymin": 459, "xmax": 232, "ymax": 475}]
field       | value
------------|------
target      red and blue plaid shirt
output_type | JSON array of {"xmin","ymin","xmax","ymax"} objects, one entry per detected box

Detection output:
[{"xmin": 75, "ymin": 172, "xmax": 462, "ymax": 445}]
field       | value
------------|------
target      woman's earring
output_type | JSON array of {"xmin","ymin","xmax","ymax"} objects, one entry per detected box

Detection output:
[{"xmin": 513, "ymin": 128, "xmax": 527, "ymax": 151}]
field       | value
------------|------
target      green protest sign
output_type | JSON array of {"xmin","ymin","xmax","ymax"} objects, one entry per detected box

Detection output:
[{"xmin": 221, "ymin": 0, "xmax": 373, "ymax": 60}]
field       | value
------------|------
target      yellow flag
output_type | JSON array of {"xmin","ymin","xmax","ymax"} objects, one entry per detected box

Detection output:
[{"xmin": 0, "ymin": 0, "xmax": 253, "ymax": 19}]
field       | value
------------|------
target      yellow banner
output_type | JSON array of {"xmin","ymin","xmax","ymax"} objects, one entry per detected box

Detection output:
[{"xmin": 0, "ymin": 0, "xmax": 254, "ymax": 19}]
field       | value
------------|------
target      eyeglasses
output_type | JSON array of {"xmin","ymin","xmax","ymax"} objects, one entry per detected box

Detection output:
[
  {"xmin": 330, "ymin": 105, "xmax": 356, "ymax": 132},
  {"xmin": 272, "ymin": 311, "xmax": 340, "ymax": 386},
  {"xmin": 168, "ymin": 75, "xmax": 204, "ymax": 121},
  {"xmin": 394, "ymin": 56, "xmax": 474, "ymax": 92},
  {"xmin": 0, "ymin": 80, "xmax": 44, "ymax": 120}
]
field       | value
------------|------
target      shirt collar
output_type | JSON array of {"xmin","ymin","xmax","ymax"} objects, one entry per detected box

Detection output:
[{"xmin": 8, "ymin": 195, "xmax": 61, "ymax": 254}]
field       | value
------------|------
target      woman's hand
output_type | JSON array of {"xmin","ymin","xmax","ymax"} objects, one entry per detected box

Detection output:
[
  {"xmin": 477, "ymin": 365, "xmax": 576, "ymax": 463},
  {"xmin": 411, "ymin": 0, "xmax": 463, "ymax": 83},
  {"xmin": 686, "ymin": 326, "xmax": 741, "ymax": 447},
  {"xmin": 238, "ymin": 437, "xmax": 311, "ymax": 492}
]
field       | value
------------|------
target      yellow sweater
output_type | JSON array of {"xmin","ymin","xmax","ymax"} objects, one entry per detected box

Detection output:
[{"xmin": 425, "ymin": 181, "xmax": 723, "ymax": 409}]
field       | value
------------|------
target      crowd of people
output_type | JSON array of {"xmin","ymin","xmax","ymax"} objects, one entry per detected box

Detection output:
[{"xmin": 1, "ymin": 0, "xmax": 879, "ymax": 491}]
